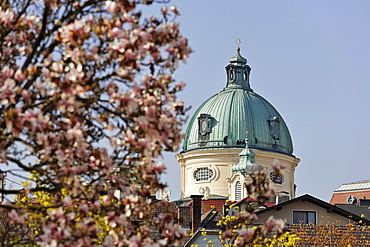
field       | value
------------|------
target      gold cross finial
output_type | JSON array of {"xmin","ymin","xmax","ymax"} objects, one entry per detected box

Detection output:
[{"xmin": 236, "ymin": 38, "xmax": 241, "ymax": 51}]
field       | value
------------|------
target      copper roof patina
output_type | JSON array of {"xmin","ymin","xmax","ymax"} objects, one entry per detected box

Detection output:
[{"xmin": 182, "ymin": 42, "xmax": 294, "ymax": 156}]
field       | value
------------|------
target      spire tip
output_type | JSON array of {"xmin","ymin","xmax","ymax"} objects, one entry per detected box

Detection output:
[{"xmin": 236, "ymin": 38, "xmax": 241, "ymax": 52}]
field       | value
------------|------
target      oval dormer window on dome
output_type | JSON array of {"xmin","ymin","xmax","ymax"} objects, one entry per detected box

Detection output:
[
  {"xmin": 198, "ymin": 114, "xmax": 213, "ymax": 146},
  {"xmin": 268, "ymin": 117, "xmax": 280, "ymax": 140},
  {"xmin": 193, "ymin": 167, "xmax": 214, "ymax": 181}
]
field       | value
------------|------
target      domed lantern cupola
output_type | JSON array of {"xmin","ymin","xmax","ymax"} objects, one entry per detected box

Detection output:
[{"xmin": 225, "ymin": 39, "xmax": 252, "ymax": 91}]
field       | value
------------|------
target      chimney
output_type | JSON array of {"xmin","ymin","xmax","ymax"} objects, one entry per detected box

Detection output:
[
  {"xmin": 359, "ymin": 199, "xmax": 370, "ymax": 206},
  {"xmin": 191, "ymin": 195, "xmax": 203, "ymax": 233},
  {"xmin": 223, "ymin": 204, "xmax": 230, "ymax": 215}
]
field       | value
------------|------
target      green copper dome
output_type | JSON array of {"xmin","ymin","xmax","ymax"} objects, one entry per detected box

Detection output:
[{"xmin": 181, "ymin": 47, "xmax": 294, "ymax": 156}]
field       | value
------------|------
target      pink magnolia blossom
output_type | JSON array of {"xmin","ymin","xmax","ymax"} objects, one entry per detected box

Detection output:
[
  {"xmin": 271, "ymin": 159, "xmax": 286, "ymax": 171},
  {"xmin": 0, "ymin": 0, "xmax": 192, "ymax": 246},
  {"xmin": 146, "ymin": 162, "xmax": 166, "ymax": 174},
  {"xmin": 105, "ymin": 1, "xmax": 118, "ymax": 13},
  {"xmin": 237, "ymin": 228, "xmax": 255, "ymax": 241},
  {"xmin": 0, "ymin": 78, "xmax": 17, "ymax": 104},
  {"xmin": 262, "ymin": 215, "xmax": 286, "ymax": 235},
  {"xmin": 63, "ymin": 196, "xmax": 72, "ymax": 207},
  {"xmin": 161, "ymin": 6, "xmax": 167, "ymax": 16},
  {"xmin": 170, "ymin": 6, "xmax": 179, "ymax": 15},
  {"xmin": 1, "ymin": 66, "xmax": 13, "ymax": 80},
  {"xmin": 0, "ymin": 8, "xmax": 14, "ymax": 26},
  {"xmin": 245, "ymin": 163, "xmax": 262, "ymax": 175},
  {"xmin": 8, "ymin": 209, "xmax": 26, "ymax": 224}
]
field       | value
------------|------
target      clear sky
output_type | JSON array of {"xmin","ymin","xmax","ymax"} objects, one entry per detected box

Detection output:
[{"xmin": 158, "ymin": 0, "xmax": 370, "ymax": 202}]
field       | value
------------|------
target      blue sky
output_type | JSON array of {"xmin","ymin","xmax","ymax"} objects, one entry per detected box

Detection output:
[{"xmin": 159, "ymin": 1, "xmax": 370, "ymax": 202}]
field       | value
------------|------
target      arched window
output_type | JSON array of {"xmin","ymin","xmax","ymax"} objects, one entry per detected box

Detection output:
[{"xmin": 235, "ymin": 181, "xmax": 241, "ymax": 201}]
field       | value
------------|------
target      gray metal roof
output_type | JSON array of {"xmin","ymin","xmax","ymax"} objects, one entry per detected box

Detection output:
[
  {"xmin": 335, "ymin": 204, "xmax": 370, "ymax": 219},
  {"xmin": 334, "ymin": 179, "xmax": 370, "ymax": 192}
]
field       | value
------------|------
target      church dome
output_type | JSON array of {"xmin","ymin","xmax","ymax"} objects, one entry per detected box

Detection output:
[{"xmin": 182, "ymin": 46, "xmax": 294, "ymax": 156}]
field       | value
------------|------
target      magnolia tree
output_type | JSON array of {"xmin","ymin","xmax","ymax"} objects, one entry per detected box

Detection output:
[
  {"xmin": 0, "ymin": 0, "xmax": 190, "ymax": 245},
  {"xmin": 0, "ymin": 0, "xmax": 294, "ymax": 246}
]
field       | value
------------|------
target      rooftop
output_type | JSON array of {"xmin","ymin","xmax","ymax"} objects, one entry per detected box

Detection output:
[{"xmin": 334, "ymin": 179, "xmax": 370, "ymax": 192}]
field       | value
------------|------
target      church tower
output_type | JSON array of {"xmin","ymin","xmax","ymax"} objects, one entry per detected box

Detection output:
[{"xmin": 176, "ymin": 41, "xmax": 300, "ymax": 201}]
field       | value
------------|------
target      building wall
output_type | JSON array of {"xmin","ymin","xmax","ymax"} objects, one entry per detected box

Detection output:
[
  {"xmin": 177, "ymin": 149, "xmax": 299, "ymax": 199},
  {"xmin": 177, "ymin": 149, "xmax": 235, "ymax": 198},
  {"xmin": 254, "ymin": 201, "xmax": 354, "ymax": 225}
]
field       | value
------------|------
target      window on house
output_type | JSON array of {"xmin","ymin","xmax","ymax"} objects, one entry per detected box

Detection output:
[
  {"xmin": 193, "ymin": 168, "xmax": 214, "ymax": 181},
  {"xmin": 293, "ymin": 211, "xmax": 316, "ymax": 224},
  {"xmin": 235, "ymin": 181, "xmax": 241, "ymax": 201}
]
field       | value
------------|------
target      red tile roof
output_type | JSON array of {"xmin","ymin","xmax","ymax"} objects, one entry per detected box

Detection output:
[{"xmin": 330, "ymin": 191, "xmax": 370, "ymax": 204}]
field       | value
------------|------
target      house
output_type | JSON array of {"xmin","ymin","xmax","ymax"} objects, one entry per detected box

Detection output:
[
  {"xmin": 330, "ymin": 179, "xmax": 370, "ymax": 204},
  {"xmin": 255, "ymin": 194, "xmax": 370, "ymax": 225},
  {"xmin": 183, "ymin": 194, "xmax": 370, "ymax": 247},
  {"xmin": 255, "ymin": 194, "xmax": 370, "ymax": 246}
]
